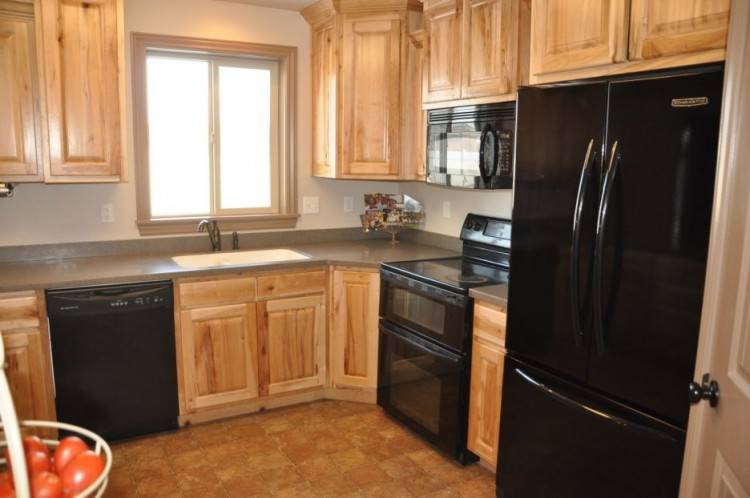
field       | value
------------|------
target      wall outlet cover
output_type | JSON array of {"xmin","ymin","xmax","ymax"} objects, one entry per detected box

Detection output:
[
  {"xmin": 303, "ymin": 196, "xmax": 320, "ymax": 214},
  {"xmin": 343, "ymin": 196, "xmax": 354, "ymax": 213},
  {"xmin": 101, "ymin": 203, "xmax": 114, "ymax": 223}
]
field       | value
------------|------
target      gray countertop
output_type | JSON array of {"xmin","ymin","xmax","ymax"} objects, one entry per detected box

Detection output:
[
  {"xmin": 0, "ymin": 240, "xmax": 459, "ymax": 293},
  {"xmin": 469, "ymin": 283, "xmax": 508, "ymax": 308}
]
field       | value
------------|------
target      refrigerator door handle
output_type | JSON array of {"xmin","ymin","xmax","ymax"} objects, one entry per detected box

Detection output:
[
  {"xmin": 593, "ymin": 141, "xmax": 621, "ymax": 353},
  {"xmin": 570, "ymin": 139, "xmax": 596, "ymax": 347},
  {"xmin": 514, "ymin": 365, "xmax": 680, "ymax": 442}
]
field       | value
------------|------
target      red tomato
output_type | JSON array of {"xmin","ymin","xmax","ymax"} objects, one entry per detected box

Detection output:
[
  {"xmin": 31, "ymin": 471, "xmax": 63, "ymax": 498},
  {"xmin": 0, "ymin": 472, "xmax": 13, "ymax": 498},
  {"xmin": 23, "ymin": 437, "xmax": 49, "ymax": 459},
  {"xmin": 52, "ymin": 437, "xmax": 88, "ymax": 475},
  {"xmin": 59, "ymin": 451, "xmax": 103, "ymax": 496},
  {"xmin": 26, "ymin": 450, "xmax": 51, "ymax": 476}
]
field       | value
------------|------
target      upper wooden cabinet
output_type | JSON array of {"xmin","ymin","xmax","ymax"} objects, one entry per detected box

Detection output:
[
  {"xmin": 331, "ymin": 269, "xmax": 380, "ymax": 390},
  {"xmin": 303, "ymin": 0, "xmax": 424, "ymax": 180},
  {"xmin": 37, "ymin": 0, "xmax": 126, "ymax": 182},
  {"xmin": 423, "ymin": 0, "xmax": 530, "ymax": 108},
  {"xmin": 530, "ymin": 0, "xmax": 730, "ymax": 84},
  {"xmin": 0, "ymin": 6, "xmax": 43, "ymax": 183}
]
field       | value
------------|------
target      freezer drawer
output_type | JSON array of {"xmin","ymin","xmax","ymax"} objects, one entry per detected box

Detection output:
[{"xmin": 497, "ymin": 357, "xmax": 684, "ymax": 498}]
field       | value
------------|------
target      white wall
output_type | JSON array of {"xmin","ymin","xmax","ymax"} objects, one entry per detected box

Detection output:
[
  {"xmin": 0, "ymin": 0, "xmax": 394, "ymax": 247},
  {"xmin": 399, "ymin": 182, "xmax": 513, "ymax": 237}
]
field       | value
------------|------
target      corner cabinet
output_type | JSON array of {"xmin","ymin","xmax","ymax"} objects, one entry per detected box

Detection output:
[
  {"xmin": 303, "ymin": 0, "xmax": 424, "ymax": 181},
  {"xmin": 423, "ymin": 0, "xmax": 530, "ymax": 108},
  {"xmin": 467, "ymin": 300, "xmax": 507, "ymax": 469},
  {"xmin": 331, "ymin": 269, "xmax": 380, "ymax": 390},
  {"xmin": 529, "ymin": 0, "xmax": 730, "ymax": 84}
]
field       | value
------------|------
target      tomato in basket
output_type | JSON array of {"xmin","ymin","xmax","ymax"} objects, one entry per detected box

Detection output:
[
  {"xmin": 0, "ymin": 471, "xmax": 13, "ymax": 498},
  {"xmin": 59, "ymin": 451, "xmax": 104, "ymax": 496},
  {"xmin": 52, "ymin": 437, "xmax": 88, "ymax": 475},
  {"xmin": 31, "ymin": 471, "xmax": 63, "ymax": 498},
  {"xmin": 24, "ymin": 437, "xmax": 50, "ymax": 460}
]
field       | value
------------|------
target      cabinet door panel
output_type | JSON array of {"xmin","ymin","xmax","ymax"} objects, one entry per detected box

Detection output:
[
  {"xmin": 462, "ymin": 0, "xmax": 513, "ymax": 98},
  {"xmin": 341, "ymin": 18, "xmax": 400, "ymax": 177},
  {"xmin": 530, "ymin": 0, "xmax": 628, "ymax": 76},
  {"xmin": 39, "ymin": 0, "xmax": 123, "ymax": 179},
  {"xmin": 467, "ymin": 337, "xmax": 505, "ymax": 466},
  {"xmin": 181, "ymin": 304, "xmax": 259, "ymax": 411},
  {"xmin": 259, "ymin": 295, "xmax": 326, "ymax": 395},
  {"xmin": 629, "ymin": 0, "xmax": 730, "ymax": 60},
  {"xmin": 332, "ymin": 270, "xmax": 379, "ymax": 389},
  {"xmin": 3, "ymin": 331, "xmax": 54, "ymax": 422},
  {"xmin": 424, "ymin": 4, "xmax": 462, "ymax": 102},
  {"xmin": 311, "ymin": 21, "xmax": 337, "ymax": 178},
  {"xmin": 0, "ymin": 15, "xmax": 40, "ymax": 180}
]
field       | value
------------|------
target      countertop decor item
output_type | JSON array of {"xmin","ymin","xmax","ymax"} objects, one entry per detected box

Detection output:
[{"xmin": 360, "ymin": 194, "xmax": 425, "ymax": 245}]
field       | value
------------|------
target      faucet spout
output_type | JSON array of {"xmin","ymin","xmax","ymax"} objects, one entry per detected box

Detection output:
[{"xmin": 197, "ymin": 219, "xmax": 222, "ymax": 252}]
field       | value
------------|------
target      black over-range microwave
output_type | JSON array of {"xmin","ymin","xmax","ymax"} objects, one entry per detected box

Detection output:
[{"xmin": 426, "ymin": 102, "xmax": 515, "ymax": 189}]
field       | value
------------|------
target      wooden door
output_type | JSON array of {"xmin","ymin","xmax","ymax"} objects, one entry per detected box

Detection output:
[
  {"xmin": 331, "ymin": 270, "xmax": 379, "ymax": 389},
  {"xmin": 402, "ymin": 29, "xmax": 426, "ymax": 180},
  {"xmin": 461, "ymin": 0, "xmax": 514, "ymax": 99},
  {"xmin": 38, "ymin": 0, "xmax": 124, "ymax": 181},
  {"xmin": 467, "ymin": 337, "xmax": 505, "ymax": 467},
  {"xmin": 258, "ymin": 294, "xmax": 326, "ymax": 395},
  {"xmin": 180, "ymin": 304, "xmax": 259, "ymax": 412},
  {"xmin": 0, "ymin": 9, "xmax": 42, "ymax": 182},
  {"xmin": 679, "ymin": 2, "xmax": 750, "ymax": 496},
  {"xmin": 340, "ymin": 17, "xmax": 401, "ymax": 178},
  {"xmin": 629, "ymin": 0, "xmax": 730, "ymax": 60},
  {"xmin": 530, "ymin": 0, "xmax": 629, "ymax": 77},
  {"xmin": 311, "ymin": 20, "xmax": 338, "ymax": 178},
  {"xmin": 423, "ymin": 1, "xmax": 462, "ymax": 102}
]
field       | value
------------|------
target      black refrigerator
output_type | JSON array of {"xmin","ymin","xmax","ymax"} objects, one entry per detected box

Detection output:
[{"xmin": 497, "ymin": 66, "xmax": 724, "ymax": 498}]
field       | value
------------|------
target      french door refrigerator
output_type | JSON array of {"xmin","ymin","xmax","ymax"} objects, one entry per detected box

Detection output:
[{"xmin": 498, "ymin": 66, "xmax": 724, "ymax": 498}]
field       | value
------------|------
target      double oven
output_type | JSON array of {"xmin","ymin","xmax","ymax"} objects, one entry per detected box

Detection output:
[{"xmin": 377, "ymin": 214, "xmax": 511, "ymax": 464}]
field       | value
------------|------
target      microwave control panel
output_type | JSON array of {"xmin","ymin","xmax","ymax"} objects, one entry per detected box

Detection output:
[{"xmin": 498, "ymin": 131, "xmax": 513, "ymax": 175}]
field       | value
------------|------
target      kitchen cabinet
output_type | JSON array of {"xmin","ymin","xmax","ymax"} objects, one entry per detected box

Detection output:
[
  {"xmin": 258, "ymin": 294, "xmax": 326, "ymax": 396},
  {"xmin": 37, "ymin": 0, "xmax": 126, "ymax": 182},
  {"xmin": 467, "ymin": 300, "xmax": 507, "ymax": 469},
  {"xmin": 179, "ymin": 303, "xmax": 259, "ymax": 412},
  {"xmin": 0, "ymin": 5, "xmax": 43, "ymax": 182},
  {"xmin": 303, "ymin": 0, "xmax": 424, "ymax": 180},
  {"xmin": 331, "ymin": 269, "xmax": 380, "ymax": 390},
  {"xmin": 0, "ymin": 291, "xmax": 56, "ymax": 424},
  {"xmin": 529, "ymin": 0, "xmax": 730, "ymax": 84},
  {"xmin": 422, "ymin": 0, "xmax": 530, "ymax": 108}
]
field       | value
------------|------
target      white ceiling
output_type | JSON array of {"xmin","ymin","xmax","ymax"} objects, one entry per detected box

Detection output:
[{"xmin": 216, "ymin": 0, "xmax": 317, "ymax": 11}]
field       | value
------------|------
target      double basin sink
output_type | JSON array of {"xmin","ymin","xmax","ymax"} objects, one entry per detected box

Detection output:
[{"xmin": 171, "ymin": 248, "xmax": 311, "ymax": 269}]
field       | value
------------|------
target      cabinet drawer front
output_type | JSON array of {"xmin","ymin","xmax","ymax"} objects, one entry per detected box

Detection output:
[
  {"xmin": 179, "ymin": 277, "xmax": 257, "ymax": 308},
  {"xmin": 473, "ymin": 301, "xmax": 506, "ymax": 347},
  {"xmin": 257, "ymin": 270, "xmax": 327, "ymax": 299},
  {"xmin": 0, "ymin": 292, "xmax": 40, "ymax": 331}
]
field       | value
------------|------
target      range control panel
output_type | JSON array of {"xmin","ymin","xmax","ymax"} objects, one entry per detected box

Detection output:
[{"xmin": 460, "ymin": 214, "xmax": 512, "ymax": 249}]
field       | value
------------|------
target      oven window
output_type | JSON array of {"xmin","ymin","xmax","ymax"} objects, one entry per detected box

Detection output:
[{"xmin": 391, "ymin": 288, "xmax": 447, "ymax": 336}]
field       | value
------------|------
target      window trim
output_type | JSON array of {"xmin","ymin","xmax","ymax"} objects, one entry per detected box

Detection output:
[{"xmin": 131, "ymin": 33, "xmax": 298, "ymax": 235}]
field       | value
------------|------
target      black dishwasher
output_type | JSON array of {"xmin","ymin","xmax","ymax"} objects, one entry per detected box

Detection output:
[{"xmin": 46, "ymin": 281, "xmax": 179, "ymax": 441}]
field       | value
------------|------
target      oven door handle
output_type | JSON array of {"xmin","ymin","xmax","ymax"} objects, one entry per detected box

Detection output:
[
  {"xmin": 380, "ymin": 269, "xmax": 469, "ymax": 307},
  {"xmin": 479, "ymin": 123, "xmax": 499, "ymax": 183},
  {"xmin": 380, "ymin": 322, "xmax": 463, "ymax": 363}
]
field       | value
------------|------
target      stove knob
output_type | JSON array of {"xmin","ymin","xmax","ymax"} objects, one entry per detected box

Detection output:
[{"xmin": 473, "ymin": 222, "xmax": 482, "ymax": 231}]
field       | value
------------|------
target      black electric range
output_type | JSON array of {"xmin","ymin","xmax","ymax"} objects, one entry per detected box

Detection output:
[{"xmin": 377, "ymin": 214, "xmax": 511, "ymax": 465}]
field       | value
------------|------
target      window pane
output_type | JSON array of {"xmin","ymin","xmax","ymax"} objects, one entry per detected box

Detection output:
[
  {"xmin": 218, "ymin": 65, "xmax": 273, "ymax": 210},
  {"xmin": 147, "ymin": 56, "xmax": 210, "ymax": 217}
]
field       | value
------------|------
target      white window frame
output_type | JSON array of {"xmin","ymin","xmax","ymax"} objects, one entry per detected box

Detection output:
[{"xmin": 132, "ymin": 33, "xmax": 298, "ymax": 235}]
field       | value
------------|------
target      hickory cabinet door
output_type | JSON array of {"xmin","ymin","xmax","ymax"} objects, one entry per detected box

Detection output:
[{"xmin": 423, "ymin": 1, "xmax": 463, "ymax": 103}]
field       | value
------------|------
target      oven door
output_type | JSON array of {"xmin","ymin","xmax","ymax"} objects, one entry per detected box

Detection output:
[
  {"xmin": 377, "ymin": 322, "xmax": 474, "ymax": 463},
  {"xmin": 380, "ymin": 269, "xmax": 471, "ymax": 352}
]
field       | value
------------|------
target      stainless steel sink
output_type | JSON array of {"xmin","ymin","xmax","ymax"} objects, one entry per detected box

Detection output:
[{"xmin": 171, "ymin": 248, "xmax": 311, "ymax": 269}]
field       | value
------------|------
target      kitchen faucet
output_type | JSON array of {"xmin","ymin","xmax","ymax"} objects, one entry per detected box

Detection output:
[{"xmin": 197, "ymin": 219, "xmax": 222, "ymax": 252}]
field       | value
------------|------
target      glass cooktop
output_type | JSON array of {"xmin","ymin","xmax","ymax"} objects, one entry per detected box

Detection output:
[{"xmin": 383, "ymin": 257, "xmax": 508, "ymax": 293}]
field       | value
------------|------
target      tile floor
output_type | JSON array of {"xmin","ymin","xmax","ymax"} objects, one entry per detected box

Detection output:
[{"xmin": 105, "ymin": 400, "xmax": 495, "ymax": 497}]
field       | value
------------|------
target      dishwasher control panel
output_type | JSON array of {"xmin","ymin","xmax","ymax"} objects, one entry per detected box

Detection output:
[{"xmin": 47, "ymin": 281, "xmax": 173, "ymax": 316}]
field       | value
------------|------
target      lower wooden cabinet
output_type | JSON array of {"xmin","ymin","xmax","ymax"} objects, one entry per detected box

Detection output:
[
  {"xmin": 331, "ymin": 269, "xmax": 380, "ymax": 389},
  {"xmin": 468, "ymin": 300, "xmax": 507, "ymax": 469},
  {"xmin": 0, "ymin": 292, "xmax": 55, "ymax": 423},
  {"xmin": 179, "ymin": 303, "xmax": 259, "ymax": 412},
  {"xmin": 258, "ymin": 294, "xmax": 326, "ymax": 396}
]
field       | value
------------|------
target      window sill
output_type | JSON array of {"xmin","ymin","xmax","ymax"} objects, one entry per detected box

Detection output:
[{"xmin": 137, "ymin": 214, "xmax": 300, "ymax": 236}]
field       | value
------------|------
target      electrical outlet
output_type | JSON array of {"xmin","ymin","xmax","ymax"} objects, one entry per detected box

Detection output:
[
  {"xmin": 101, "ymin": 203, "xmax": 114, "ymax": 223},
  {"xmin": 442, "ymin": 200, "xmax": 451, "ymax": 218},
  {"xmin": 343, "ymin": 196, "xmax": 354, "ymax": 213},
  {"xmin": 303, "ymin": 196, "xmax": 320, "ymax": 214}
]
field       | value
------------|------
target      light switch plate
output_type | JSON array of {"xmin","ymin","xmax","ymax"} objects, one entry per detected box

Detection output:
[
  {"xmin": 303, "ymin": 196, "xmax": 320, "ymax": 214},
  {"xmin": 101, "ymin": 203, "xmax": 114, "ymax": 223},
  {"xmin": 343, "ymin": 196, "xmax": 354, "ymax": 213},
  {"xmin": 442, "ymin": 200, "xmax": 451, "ymax": 218}
]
